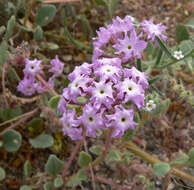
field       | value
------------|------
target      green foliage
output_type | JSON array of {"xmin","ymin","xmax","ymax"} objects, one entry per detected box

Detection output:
[
  {"xmin": 45, "ymin": 155, "xmax": 64, "ymax": 176},
  {"xmin": 2, "ymin": 129, "xmax": 22, "ymax": 152},
  {"xmin": 43, "ymin": 181, "xmax": 54, "ymax": 190},
  {"xmin": 67, "ymin": 169, "xmax": 88, "ymax": 187},
  {"xmin": 0, "ymin": 167, "xmax": 6, "ymax": 181},
  {"xmin": 185, "ymin": 19, "xmax": 194, "ymax": 29},
  {"xmin": 170, "ymin": 152, "xmax": 189, "ymax": 166},
  {"xmin": 0, "ymin": 41, "xmax": 8, "ymax": 66},
  {"xmin": 105, "ymin": 149, "xmax": 121, "ymax": 164},
  {"xmin": 0, "ymin": 107, "xmax": 22, "ymax": 122},
  {"xmin": 20, "ymin": 185, "xmax": 33, "ymax": 190},
  {"xmin": 94, "ymin": 0, "xmax": 106, "ymax": 6},
  {"xmin": 89, "ymin": 145, "xmax": 103, "ymax": 156},
  {"xmin": 24, "ymin": 160, "xmax": 32, "ymax": 179},
  {"xmin": 35, "ymin": 5, "xmax": 57, "ymax": 26},
  {"xmin": 107, "ymin": 0, "xmax": 120, "ymax": 19},
  {"xmin": 5, "ymin": 15, "xmax": 15, "ymax": 41},
  {"xmin": 30, "ymin": 134, "xmax": 54, "ymax": 149},
  {"xmin": 188, "ymin": 148, "xmax": 194, "ymax": 167},
  {"xmin": 27, "ymin": 117, "xmax": 43, "ymax": 134},
  {"xmin": 33, "ymin": 26, "xmax": 43, "ymax": 40},
  {"xmin": 54, "ymin": 176, "xmax": 64, "ymax": 188},
  {"xmin": 153, "ymin": 162, "xmax": 171, "ymax": 177},
  {"xmin": 152, "ymin": 98, "xmax": 170, "ymax": 117},
  {"xmin": 49, "ymin": 95, "xmax": 61, "ymax": 109},
  {"xmin": 78, "ymin": 151, "xmax": 92, "ymax": 167},
  {"xmin": 175, "ymin": 24, "xmax": 190, "ymax": 43},
  {"xmin": 156, "ymin": 37, "xmax": 174, "ymax": 59}
]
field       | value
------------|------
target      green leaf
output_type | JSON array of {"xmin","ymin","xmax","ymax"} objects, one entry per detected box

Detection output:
[
  {"xmin": 156, "ymin": 37, "xmax": 174, "ymax": 59},
  {"xmin": 20, "ymin": 185, "xmax": 33, "ymax": 190},
  {"xmin": 153, "ymin": 162, "xmax": 171, "ymax": 177},
  {"xmin": 0, "ymin": 167, "xmax": 6, "ymax": 181},
  {"xmin": 5, "ymin": 15, "xmax": 15, "ymax": 40},
  {"xmin": 175, "ymin": 24, "xmax": 190, "ymax": 43},
  {"xmin": 0, "ymin": 41, "xmax": 8, "ymax": 66},
  {"xmin": 27, "ymin": 117, "xmax": 43, "ymax": 134},
  {"xmin": 0, "ymin": 107, "xmax": 22, "ymax": 122},
  {"xmin": 108, "ymin": 0, "xmax": 120, "ymax": 19},
  {"xmin": 188, "ymin": 148, "xmax": 194, "ymax": 167},
  {"xmin": 2, "ymin": 130, "xmax": 22, "ymax": 152},
  {"xmin": 33, "ymin": 26, "xmax": 43, "ymax": 40},
  {"xmin": 67, "ymin": 169, "xmax": 88, "ymax": 187},
  {"xmin": 29, "ymin": 134, "xmax": 54, "ymax": 149},
  {"xmin": 78, "ymin": 151, "xmax": 92, "ymax": 167},
  {"xmin": 43, "ymin": 181, "xmax": 54, "ymax": 190},
  {"xmin": 76, "ymin": 96, "xmax": 88, "ymax": 103},
  {"xmin": 185, "ymin": 19, "xmax": 194, "ymax": 29},
  {"xmin": 89, "ymin": 145, "xmax": 103, "ymax": 156},
  {"xmin": 45, "ymin": 155, "xmax": 64, "ymax": 176},
  {"xmin": 94, "ymin": 0, "xmax": 107, "ymax": 6},
  {"xmin": 137, "ymin": 59, "xmax": 142, "ymax": 71},
  {"xmin": 152, "ymin": 98, "xmax": 170, "ymax": 117},
  {"xmin": 35, "ymin": 5, "xmax": 57, "ymax": 26},
  {"xmin": 154, "ymin": 49, "xmax": 163, "ymax": 67},
  {"xmin": 170, "ymin": 152, "xmax": 189, "ymax": 166},
  {"xmin": 148, "ymin": 77, "xmax": 161, "ymax": 85},
  {"xmin": 105, "ymin": 149, "xmax": 121, "ymax": 164},
  {"xmin": 179, "ymin": 40, "xmax": 194, "ymax": 54},
  {"xmin": 0, "ymin": 26, "xmax": 6, "ymax": 36},
  {"xmin": 54, "ymin": 176, "xmax": 64, "ymax": 188},
  {"xmin": 24, "ymin": 160, "xmax": 32, "ymax": 179},
  {"xmin": 49, "ymin": 95, "xmax": 61, "ymax": 109}
]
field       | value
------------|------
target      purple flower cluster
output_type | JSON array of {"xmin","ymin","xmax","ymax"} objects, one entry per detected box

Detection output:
[
  {"xmin": 92, "ymin": 16, "xmax": 167, "ymax": 63},
  {"xmin": 17, "ymin": 56, "xmax": 64, "ymax": 96},
  {"xmin": 58, "ymin": 15, "xmax": 167, "ymax": 140},
  {"xmin": 58, "ymin": 58, "xmax": 148, "ymax": 140}
]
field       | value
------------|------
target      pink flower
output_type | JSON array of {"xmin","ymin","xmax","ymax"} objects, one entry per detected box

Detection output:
[
  {"xmin": 141, "ymin": 19, "xmax": 167, "ymax": 42},
  {"xmin": 106, "ymin": 105, "xmax": 137, "ymax": 137},
  {"xmin": 113, "ymin": 30, "xmax": 147, "ymax": 62}
]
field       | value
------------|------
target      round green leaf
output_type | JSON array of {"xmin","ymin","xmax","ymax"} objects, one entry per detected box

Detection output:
[
  {"xmin": 0, "ymin": 167, "xmax": 6, "ymax": 181},
  {"xmin": 78, "ymin": 151, "xmax": 92, "ymax": 167},
  {"xmin": 170, "ymin": 152, "xmax": 189, "ymax": 166},
  {"xmin": 153, "ymin": 162, "xmax": 171, "ymax": 177},
  {"xmin": 2, "ymin": 129, "xmax": 22, "ymax": 152},
  {"xmin": 43, "ymin": 181, "xmax": 53, "ymax": 190},
  {"xmin": 89, "ymin": 145, "xmax": 103, "ymax": 156},
  {"xmin": 105, "ymin": 149, "xmax": 121, "ymax": 164},
  {"xmin": 49, "ymin": 95, "xmax": 61, "ymax": 109},
  {"xmin": 175, "ymin": 24, "xmax": 190, "ymax": 43},
  {"xmin": 45, "ymin": 155, "xmax": 64, "ymax": 176},
  {"xmin": 29, "ymin": 134, "xmax": 53, "ymax": 149},
  {"xmin": 54, "ymin": 176, "xmax": 63, "ymax": 188},
  {"xmin": 35, "ymin": 5, "xmax": 56, "ymax": 26},
  {"xmin": 20, "ymin": 185, "xmax": 32, "ymax": 190}
]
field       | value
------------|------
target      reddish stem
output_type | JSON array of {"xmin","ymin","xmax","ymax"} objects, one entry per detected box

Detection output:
[
  {"xmin": 36, "ymin": 74, "xmax": 58, "ymax": 96},
  {"xmin": 62, "ymin": 140, "xmax": 83, "ymax": 179}
]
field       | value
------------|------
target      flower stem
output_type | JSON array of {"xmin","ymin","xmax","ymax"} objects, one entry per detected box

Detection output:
[
  {"xmin": 36, "ymin": 74, "xmax": 58, "ymax": 96},
  {"xmin": 124, "ymin": 141, "xmax": 194, "ymax": 184},
  {"xmin": 62, "ymin": 140, "xmax": 83, "ymax": 180}
]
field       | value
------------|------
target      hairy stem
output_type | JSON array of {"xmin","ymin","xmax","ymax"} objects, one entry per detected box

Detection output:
[
  {"xmin": 124, "ymin": 141, "xmax": 194, "ymax": 184},
  {"xmin": 62, "ymin": 140, "xmax": 83, "ymax": 179},
  {"xmin": 36, "ymin": 74, "xmax": 58, "ymax": 96}
]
